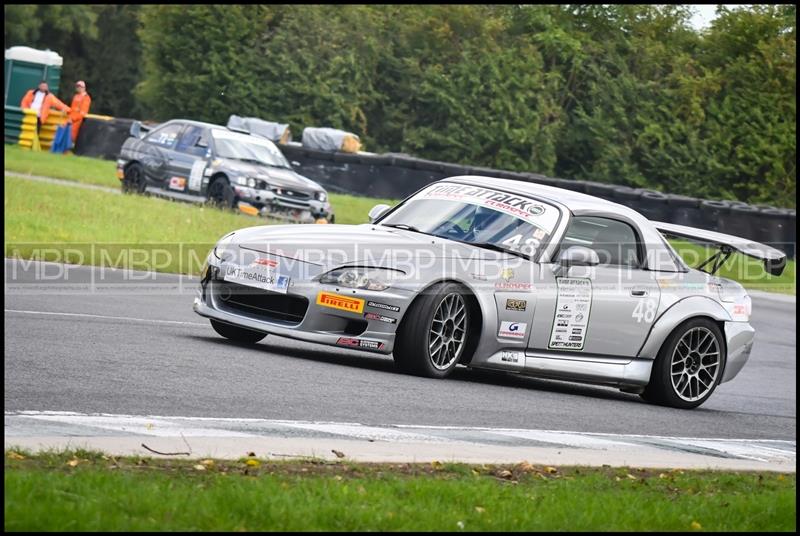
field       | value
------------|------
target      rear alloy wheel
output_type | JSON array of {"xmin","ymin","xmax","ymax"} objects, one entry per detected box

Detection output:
[
  {"xmin": 393, "ymin": 282, "xmax": 471, "ymax": 378},
  {"xmin": 210, "ymin": 319, "xmax": 266, "ymax": 344},
  {"xmin": 121, "ymin": 163, "xmax": 146, "ymax": 194},
  {"xmin": 641, "ymin": 318, "xmax": 725, "ymax": 409},
  {"xmin": 207, "ymin": 177, "xmax": 237, "ymax": 209}
]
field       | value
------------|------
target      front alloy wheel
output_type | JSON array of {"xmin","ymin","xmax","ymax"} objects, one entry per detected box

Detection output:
[
  {"xmin": 210, "ymin": 319, "xmax": 266, "ymax": 344},
  {"xmin": 394, "ymin": 282, "xmax": 472, "ymax": 378}
]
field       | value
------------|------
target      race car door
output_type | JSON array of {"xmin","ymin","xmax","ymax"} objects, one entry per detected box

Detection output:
[
  {"xmin": 528, "ymin": 216, "xmax": 660, "ymax": 358},
  {"xmin": 170, "ymin": 125, "xmax": 211, "ymax": 194}
]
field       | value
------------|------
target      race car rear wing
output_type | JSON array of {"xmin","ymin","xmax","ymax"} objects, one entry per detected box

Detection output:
[
  {"xmin": 653, "ymin": 221, "xmax": 787, "ymax": 276},
  {"xmin": 129, "ymin": 121, "xmax": 155, "ymax": 139}
]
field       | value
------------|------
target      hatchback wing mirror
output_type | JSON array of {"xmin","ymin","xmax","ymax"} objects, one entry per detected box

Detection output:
[{"xmin": 368, "ymin": 204, "xmax": 391, "ymax": 223}]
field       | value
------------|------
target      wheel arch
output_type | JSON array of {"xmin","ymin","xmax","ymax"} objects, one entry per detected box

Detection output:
[{"xmin": 637, "ymin": 296, "xmax": 731, "ymax": 361}]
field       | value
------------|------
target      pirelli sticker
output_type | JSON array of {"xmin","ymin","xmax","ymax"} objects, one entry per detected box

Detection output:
[
  {"xmin": 548, "ymin": 278, "xmax": 592, "ymax": 351},
  {"xmin": 317, "ymin": 292, "xmax": 365, "ymax": 314}
]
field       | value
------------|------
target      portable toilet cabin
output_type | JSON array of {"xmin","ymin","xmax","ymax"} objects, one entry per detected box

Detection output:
[{"xmin": 4, "ymin": 46, "xmax": 64, "ymax": 145}]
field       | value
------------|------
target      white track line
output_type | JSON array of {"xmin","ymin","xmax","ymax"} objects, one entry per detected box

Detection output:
[
  {"xmin": 5, "ymin": 411, "xmax": 794, "ymax": 464},
  {"xmin": 4, "ymin": 309, "xmax": 207, "ymax": 327}
]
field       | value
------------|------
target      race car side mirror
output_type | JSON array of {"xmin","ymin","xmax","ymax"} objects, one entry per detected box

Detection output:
[
  {"xmin": 368, "ymin": 204, "xmax": 391, "ymax": 223},
  {"xmin": 558, "ymin": 246, "xmax": 600, "ymax": 267}
]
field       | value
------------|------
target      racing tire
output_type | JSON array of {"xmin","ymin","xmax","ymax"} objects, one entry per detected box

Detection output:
[
  {"xmin": 210, "ymin": 319, "xmax": 267, "ymax": 344},
  {"xmin": 121, "ymin": 162, "xmax": 146, "ymax": 194},
  {"xmin": 393, "ymin": 282, "xmax": 472, "ymax": 379},
  {"xmin": 640, "ymin": 318, "xmax": 726, "ymax": 409},
  {"xmin": 207, "ymin": 177, "xmax": 237, "ymax": 209}
]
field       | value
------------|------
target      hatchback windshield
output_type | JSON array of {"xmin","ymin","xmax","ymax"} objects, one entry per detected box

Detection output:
[
  {"xmin": 212, "ymin": 130, "xmax": 292, "ymax": 169},
  {"xmin": 379, "ymin": 183, "xmax": 561, "ymax": 258}
]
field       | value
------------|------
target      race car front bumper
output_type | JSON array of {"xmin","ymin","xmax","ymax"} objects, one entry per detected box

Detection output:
[
  {"xmin": 233, "ymin": 185, "xmax": 333, "ymax": 222},
  {"xmin": 720, "ymin": 321, "xmax": 755, "ymax": 383},
  {"xmin": 193, "ymin": 263, "xmax": 413, "ymax": 354}
]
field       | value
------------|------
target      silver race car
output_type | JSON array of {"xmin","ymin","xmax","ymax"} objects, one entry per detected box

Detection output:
[{"xmin": 194, "ymin": 176, "xmax": 787, "ymax": 409}]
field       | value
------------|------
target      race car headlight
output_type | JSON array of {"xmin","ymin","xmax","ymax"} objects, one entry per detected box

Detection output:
[
  {"xmin": 212, "ymin": 232, "xmax": 236, "ymax": 261},
  {"xmin": 319, "ymin": 267, "xmax": 402, "ymax": 291},
  {"xmin": 247, "ymin": 177, "xmax": 256, "ymax": 188},
  {"xmin": 315, "ymin": 191, "xmax": 328, "ymax": 203}
]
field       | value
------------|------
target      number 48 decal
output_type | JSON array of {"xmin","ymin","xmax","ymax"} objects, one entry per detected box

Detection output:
[{"xmin": 632, "ymin": 299, "xmax": 657, "ymax": 323}]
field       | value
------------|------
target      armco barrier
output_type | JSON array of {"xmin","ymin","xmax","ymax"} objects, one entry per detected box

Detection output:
[{"xmin": 67, "ymin": 116, "xmax": 795, "ymax": 256}]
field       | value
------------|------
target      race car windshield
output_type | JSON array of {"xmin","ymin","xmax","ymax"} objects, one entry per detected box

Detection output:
[
  {"xmin": 212, "ymin": 130, "xmax": 292, "ymax": 169},
  {"xmin": 380, "ymin": 183, "xmax": 561, "ymax": 259}
]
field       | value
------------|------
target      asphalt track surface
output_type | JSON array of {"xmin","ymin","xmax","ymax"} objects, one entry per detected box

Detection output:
[{"xmin": 4, "ymin": 258, "xmax": 796, "ymax": 441}]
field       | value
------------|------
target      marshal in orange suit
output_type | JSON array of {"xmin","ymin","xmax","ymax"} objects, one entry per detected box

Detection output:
[{"xmin": 68, "ymin": 80, "xmax": 92, "ymax": 144}]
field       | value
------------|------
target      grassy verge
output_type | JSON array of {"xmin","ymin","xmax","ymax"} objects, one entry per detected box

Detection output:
[
  {"xmin": 3, "ymin": 144, "xmax": 396, "ymax": 225},
  {"xmin": 4, "ymin": 449, "xmax": 795, "ymax": 531},
  {"xmin": 3, "ymin": 147, "xmax": 795, "ymax": 293}
]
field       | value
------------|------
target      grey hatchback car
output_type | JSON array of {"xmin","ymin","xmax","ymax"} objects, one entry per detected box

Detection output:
[{"xmin": 117, "ymin": 119, "xmax": 334, "ymax": 223}]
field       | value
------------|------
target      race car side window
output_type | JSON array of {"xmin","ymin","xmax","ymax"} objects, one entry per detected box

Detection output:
[
  {"xmin": 145, "ymin": 123, "xmax": 184, "ymax": 149},
  {"xmin": 175, "ymin": 126, "xmax": 208, "ymax": 157},
  {"xmin": 557, "ymin": 216, "xmax": 641, "ymax": 268}
]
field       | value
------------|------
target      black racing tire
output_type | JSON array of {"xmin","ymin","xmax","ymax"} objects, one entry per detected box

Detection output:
[
  {"xmin": 640, "ymin": 317, "xmax": 726, "ymax": 409},
  {"xmin": 207, "ymin": 176, "xmax": 237, "ymax": 209},
  {"xmin": 210, "ymin": 319, "xmax": 267, "ymax": 344},
  {"xmin": 393, "ymin": 282, "xmax": 473, "ymax": 379},
  {"xmin": 121, "ymin": 162, "xmax": 146, "ymax": 194}
]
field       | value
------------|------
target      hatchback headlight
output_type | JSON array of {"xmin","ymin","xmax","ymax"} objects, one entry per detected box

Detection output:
[
  {"xmin": 247, "ymin": 177, "xmax": 256, "ymax": 188},
  {"xmin": 319, "ymin": 267, "xmax": 403, "ymax": 291},
  {"xmin": 316, "ymin": 191, "xmax": 328, "ymax": 203}
]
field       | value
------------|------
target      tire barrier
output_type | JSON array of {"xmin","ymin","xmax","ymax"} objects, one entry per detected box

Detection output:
[
  {"xmin": 61, "ymin": 116, "xmax": 796, "ymax": 256},
  {"xmin": 74, "ymin": 116, "xmax": 135, "ymax": 160}
]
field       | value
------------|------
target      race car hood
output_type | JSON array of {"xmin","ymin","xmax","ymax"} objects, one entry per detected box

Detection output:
[
  {"xmin": 227, "ymin": 223, "xmax": 510, "ymax": 270},
  {"xmin": 216, "ymin": 158, "xmax": 323, "ymax": 192}
]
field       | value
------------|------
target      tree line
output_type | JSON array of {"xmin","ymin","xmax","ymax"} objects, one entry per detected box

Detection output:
[{"xmin": 4, "ymin": 4, "xmax": 795, "ymax": 207}]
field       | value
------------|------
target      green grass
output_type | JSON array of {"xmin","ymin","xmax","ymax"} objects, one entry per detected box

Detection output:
[
  {"xmin": 4, "ymin": 144, "xmax": 119, "ymax": 188},
  {"xmin": 4, "ymin": 450, "xmax": 795, "ymax": 531},
  {"xmin": 3, "ymin": 146, "xmax": 795, "ymax": 292},
  {"xmin": 3, "ymin": 144, "xmax": 396, "ymax": 224}
]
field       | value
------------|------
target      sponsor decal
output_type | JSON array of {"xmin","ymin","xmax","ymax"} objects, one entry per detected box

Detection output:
[
  {"xmin": 420, "ymin": 184, "xmax": 547, "ymax": 223},
  {"xmin": 169, "ymin": 176, "xmax": 187, "ymax": 191},
  {"xmin": 500, "ymin": 350, "xmax": 523, "ymax": 364},
  {"xmin": 367, "ymin": 301, "xmax": 400, "ymax": 313},
  {"xmin": 505, "ymin": 299, "xmax": 527, "ymax": 312},
  {"xmin": 548, "ymin": 278, "xmax": 592, "ymax": 351},
  {"xmin": 498, "ymin": 321, "xmax": 527, "ymax": 339},
  {"xmin": 336, "ymin": 337, "xmax": 385, "ymax": 351},
  {"xmin": 317, "ymin": 292, "xmax": 365, "ymax": 313},
  {"xmin": 495, "ymin": 282, "xmax": 533, "ymax": 291},
  {"xmin": 533, "ymin": 228, "xmax": 546, "ymax": 240},
  {"xmin": 500, "ymin": 268, "xmax": 514, "ymax": 281},
  {"xmin": 470, "ymin": 272, "xmax": 488, "ymax": 281},
  {"xmin": 223, "ymin": 264, "xmax": 289, "ymax": 293},
  {"xmin": 254, "ymin": 258, "xmax": 278, "ymax": 268},
  {"xmin": 364, "ymin": 312, "xmax": 397, "ymax": 324}
]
